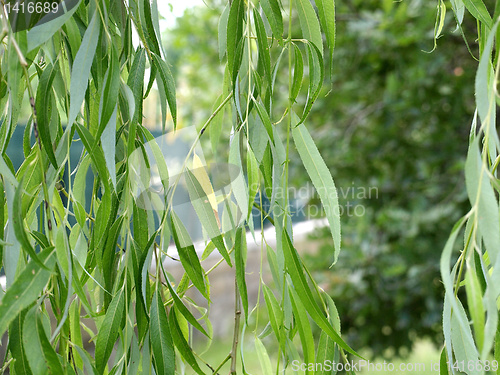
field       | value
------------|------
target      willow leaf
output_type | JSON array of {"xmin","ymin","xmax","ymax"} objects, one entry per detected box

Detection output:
[
  {"xmin": 465, "ymin": 138, "xmax": 500, "ymax": 266},
  {"xmin": 102, "ymin": 107, "xmax": 117, "ymax": 189},
  {"xmin": 262, "ymin": 284, "xmax": 285, "ymax": 352},
  {"xmin": 35, "ymin": 312, "xmax": 65, "ymax": 374},
  {"xmin": 9, "ymin": 310, "xmax": 32, "ymax": 375},
  {"xmin": 151, "ymin": 53, "xmax": 177, "ymax": 128},
  {"xmin": 462, "ymin": 0, "xmax": 492, "ymax": 27},
  {"xmin": 150, "ymin": 288, "xmax": 175, "ymax": 375},
  {"xmin": 98, "ymin": 46, "xmax": 120, "ymax": 140},
  {"xmin": 141, "ymin": 0, "xmax": 161, "ymax": 56},
  {"xmin": 95, "ymin": 287, "xmax": 126, "ymax": 374},
  {"xmin": 235, "ymin": 227, "xmax": 248, "ymax": 319},
  {"xmin": 35, "ymin": 61, "xmax": 58, "ymax": 168},
  {"xmin": 170, "ymin": 212, "xmax": 208, "ymax": 299},
  {"xmin": 451, "ymin": 299, "xmax": 480, "ymax": 375},
  {"xmin": 13, "ymin": 179, "xmax": 48, "ymax": 269},
  {"xmin": 289, "ymin": 286, "xmax": 315, "ymax": 371},
  {"xmin": 27, "ymin": 0, "xmax": 82, "ymax": 51},
  {"xmin": 68, "ymin": 12, "xmax": 100, "ymax": 128},
  {"xmin": 282, "ymin": 232, "xmax": 359, "ymax": 357},
  {"xmin": 296, "ymin": 0, "xmax": 323, "ymax": 54},
  {"xmin": 226, "ymin": 0, "xmax": 244, "ymax": 83},
  {"xmin": 465, "ymin": 265, "xmax": 485, "ymax": 351},
  {"xmin": 255, "ymin": 338, "xmax": 274, "ymax": 374},
  {"xmin": 291, "ymin": 44, "xmax": 304, "ymax": 103},
  {"xmin": 185, "ymin": 169, "xmax": 231, "ymax": 265},
  {"xmin": 218, "ymin": 5, "xmax": 230, "ymax": 61},
  {"xmin": 169, "ymin": 309, "xmax": 205, "ymax": 374},
  {"xmin": 261, "ymin": 0, "xmax": 283, "ymax": 40},
  {"xmin": 164, "ymin": 275, "xmax": 209, "ymax": 337},
  {"xmin": 254, "ymin": 9, "xmax": 271, "ymax": 83},
  {"xmin": 127, "ymin": 48, "xmax": 146, "ymax": 126},
  {"xmin": 292, "ymin": 123, "xmax": 341, "ymax": 262},
  {"xmin": 302, "ymin": 42, "xmax": 324, "ymax": 123},
  {"xmin": 76, "ymin": 124, "xmax": 112, "ymax": 194},
  {"xmin": 315, "ymin": 331, "xmax": 336, "ymax": 375},
  {"xmin": 316, "ymin": 0, "xmax": 335, "ymax": 74},
  {"xmin": 0, "ymin": 247, "xmax": 55, "ymax": 337}
]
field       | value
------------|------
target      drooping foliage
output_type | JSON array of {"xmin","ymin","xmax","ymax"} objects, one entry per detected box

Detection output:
[
  {"xmin": 439, "ymin": 1, "xmax": 500, "ymax": 374},
  {"xmin": 0, "ymin": 0, "xmax": 357, "ymax": 373}
]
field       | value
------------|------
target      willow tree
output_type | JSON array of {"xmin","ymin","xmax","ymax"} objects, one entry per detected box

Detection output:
[
  {"xmin": 0, "ymin": 0, "xmax": 357, "ymax": 373},
  {"xmin": 440, "ymin": 1, "xmax": 500, "ymax": 374}
]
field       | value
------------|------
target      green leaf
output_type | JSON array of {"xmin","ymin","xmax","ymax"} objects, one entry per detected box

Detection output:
[
  {"xmin": 254, "ymin": 9, "xmax": 271, "ymax": 83},
  {"xmin": 465, "ymin": 263, "xmax": 485, "ymax": 351},
  {"xmin": 292, "ymin": 123, "xmax": 341, "ymax": 263},
  {"xmin": 27, "ymin": 0, "xmax": 82, "ymax": 51},
  {"xmin": 247, "ymin": 147, "xmax": 259, "ymax": 217},
  {"xmin": 315, "ymin": 331, "xmax": 336, "ymax": 375},
  {"xmin": 0, "ymin": 247, "xmax": 55, "ymax": 337},
  {"xmin": 450, "ymin": 299, "xmax": 480, "ymax": 375},
  {"xmin": 302, "ymin": 42, "xmax": 324, "ymax": 123},
  {"xmin": 35, "ymin": 61, "xmax": 59, "ymax": 169},
  {"xmin": 9, "ymin": 309, "xmax": 32, "ymax": 375},
  {"xmin": 170, "ymin": 212, "xmax": 208, "ymax": 299},
  {"xmin": 169, "ymin": 309, "xmax": 205, "ymax": 374},
  {"xmin": 102, "ymin": 107, "xmax": 117, "ymax": 189},
  {"xmin": 68, "ymin": 12, "xmax": 101, "ymax": 128},
  {"xmin": 235, "ymin": 227, "xmax": 248, "ymax": 319},
  {"xmin": 150, "ymin": 288, "xmax": 175, "ymax": 375},
  {"xmin": 296, "ymin": 0, "xmax": 323, "ymax": 54},
  {"xmin": 228, "ymin": 131, "xmax": 249, "ymax": 221},
  {"xmin": 291, "ymin": 44, "xmax": 304, "ymax": 104},
  {"xmin": 255, "ymin": 337, "xmax": 273, "ymax": 374},
  {"xmin": 164, "ymin": 275, "xmax": 209, "ymax": 337},
  {"xmin": 440, "ymin": 347, "xmax": 450, "ymax": 375},
  {"xmin": 98, "ymin": 46, "xmax": 120, "ymax": 140},
  {"xmin": 465, "ymin": 138, "xmax": 500, "ymax": 266},
  {"xmin": 462, "ymin": 0, "xmax": 492, "ymax": 27},
  {"xmin": 316, "ymin": 0, "xmax": 336, "ymax": 61},
  {"xmin": 218, "ymin": 5, "xmax": 230, "ymax": 61},
  {"xmin": 76, "ymin": 124, "xmax": 112, "ymax": 194},
  {"xmin": 282, "ymin": 232, "xmax": 359, "ymax": 357},
  {"xmin": 262, "ymin": 284, "xmax": 283, "ymax": 344},
  {"xmin": 184, "ymin": 169, "xmax": 231, "ymax": 265},
  {"xmin": 474, "ymin": 19, "xmax": 497, "ymax": 130},
  {"xmin": 252, "ymin": 99, "xmax": 275, "ymax": 143},
  {"xmin": 151, "ymin": 52, "xmax": 177, "ymax": 128},
  {"xmin": 13, "ymin": 179, "xmax": 48, "ymax": 269},
  {"xmin": 140, "ymin": 0, "xmax": 161, "ymax": 56},
  {"xmin": 127, "ymin": 48, "xmax": 146, "ymax": 127},
  {"xmin": 23, "ymin": 307, "xmax": 49, "ymax": 375},
  {"xmin": 95, "ymin": 287, "xmax": 126, "ymax": 374},
  {"xmin": 226, "ymin": 0, "xmax": 245, "ymax": 83},
  {"xmin": 34, "ymin": 312, "xmax": 65, "ymax": 374},
  {"xmin": 261, "ymin": 0, "xmax": 283, "ymax": 40},
  {"xmin": 289, "ymin": 285, "xmax": 315, "ymax": 370}
]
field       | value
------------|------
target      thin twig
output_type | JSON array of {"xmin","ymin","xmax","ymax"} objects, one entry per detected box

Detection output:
[{"xmin": 230, "ymin": 276, "xmax": 241, "ymax": 374}]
